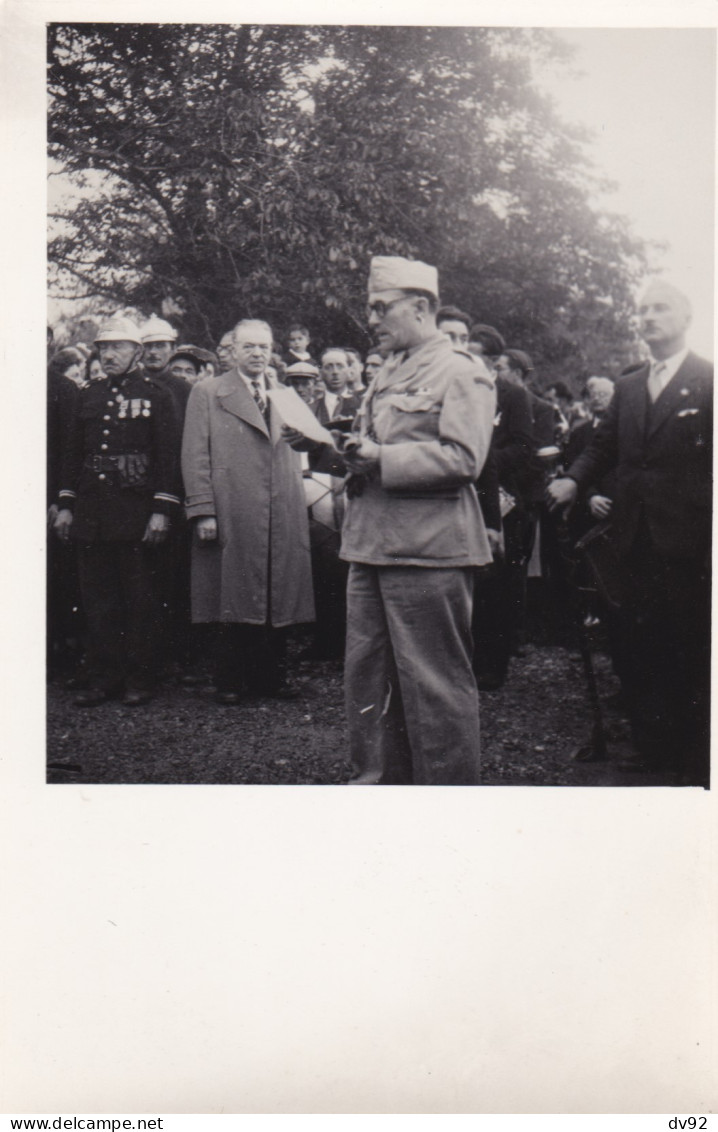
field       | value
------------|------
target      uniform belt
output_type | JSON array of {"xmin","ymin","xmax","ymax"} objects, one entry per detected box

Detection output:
[{"xmin": 84, "ymin": 453, "xmax": 147, "ymax": 472}]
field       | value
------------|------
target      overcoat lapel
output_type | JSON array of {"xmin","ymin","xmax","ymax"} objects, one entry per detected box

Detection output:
[
  {"xmin": 216, "ymin": 368, "xmax": 269, "ymax": 438},
  {"xmin": 266, "ymin": 373, "xmax": 284, "ymax": 446}
]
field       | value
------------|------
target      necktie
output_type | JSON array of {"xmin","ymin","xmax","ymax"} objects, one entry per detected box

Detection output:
[
  {"xmin": 647, "ymin": 361, "xmax": 667, "ymax": 403},
  {"xmin": 251, "ymin": 380, "xmax": 269, "ymax": 424}
]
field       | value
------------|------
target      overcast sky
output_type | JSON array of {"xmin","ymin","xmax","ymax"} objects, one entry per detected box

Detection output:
[{"xmin": 539, "ymin": 27, "xmax": 715, "ymax": 358}]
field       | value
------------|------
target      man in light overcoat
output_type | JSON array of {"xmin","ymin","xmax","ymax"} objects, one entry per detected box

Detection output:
[{"xmin": 181, "ymin": 319, "xmax": 315, "ymax": 701}]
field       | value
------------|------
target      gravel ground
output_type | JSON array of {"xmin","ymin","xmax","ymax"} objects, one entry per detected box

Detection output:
[{"xmin": 46, "ymin": 640, "xmax": 671, "ymax": 788}]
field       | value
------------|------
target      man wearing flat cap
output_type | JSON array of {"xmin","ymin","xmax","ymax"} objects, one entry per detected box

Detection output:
[{"xmin": 340, "ymin": 255, "xmax": 496, "ymax": 785}]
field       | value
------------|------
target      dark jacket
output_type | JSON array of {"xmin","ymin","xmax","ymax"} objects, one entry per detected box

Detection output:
[
  {"xmin": 492, "ymin": 377, "xmax": 534, "ymax": 503},
  {"xmin": 476, "ymin": 447, "xmax": 501, "ymax": 532},
  {"xmin": 524, "ymin": 390, "xmax": 557, "ymax": 503},
  {"xmin": 58, "ymin": 369, "xmax": 182, "ymax": 542},
  {"xmin": 150, "ymin": 367, "xmax": 192, "ymax": 424},
  {"xmin": 47, "ymin": 371, "xmax": 79, "ymax": 506},
  {"xmin": 568, "ymin": 352, "xmax": 713, "ymax": 560},
  {"xmin": 307, "ymin": 389, "xmax": 364, "ymax": 476}
]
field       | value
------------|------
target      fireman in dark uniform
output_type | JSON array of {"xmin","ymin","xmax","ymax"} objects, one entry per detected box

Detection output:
[{"xmin": 53, "ymin": 316, "xmax": 182, "ymax": 706}]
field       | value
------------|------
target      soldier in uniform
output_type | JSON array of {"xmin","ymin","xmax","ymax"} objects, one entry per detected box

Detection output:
[
  {"xmin": 340, "ymin": 256, "xmax": 495, "ymax": 785},
  {"xmin": 53, "ymin": 315, "xmax": 182, "ymax": 706}
]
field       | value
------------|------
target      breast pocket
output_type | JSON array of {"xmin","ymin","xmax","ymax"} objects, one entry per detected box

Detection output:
[{"xmin": 385, "ymin": 393, "xmax": 438, "ymax": 414}]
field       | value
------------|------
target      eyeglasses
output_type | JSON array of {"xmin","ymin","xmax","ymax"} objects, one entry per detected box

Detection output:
[{"xmin": 366, "ymin": 296, "xmax": 408, "ymax": 320}]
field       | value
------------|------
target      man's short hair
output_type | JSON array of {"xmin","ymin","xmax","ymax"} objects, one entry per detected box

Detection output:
[
  {"xmin": 170, "ymin": 348, "xmax": 203, "ymax": 373},
  {"xmin": 503, "ymin": 349, "xmax": 534, "ymax": 378},
  {"xmin": 320, "ymin": 347, "xmax": 349, "ymax": 365},
  {"xmin": 546, "ymin": 380, "xmax": 572, "ymax": 401},
  {"xmin": 343, "ymin": 347, "xmax": 362, "ymax": 362},
  {"xmin": 638, "ymin": 281, "xmax": 692, "ymax": 321},
  {"xmin": 584, "ymin": 375, "xmax": 615, "ymax": 396},
  {"xmin": 437, "ymin": 305, "xmax": 472, "ymax": 332},
  {"xmin": 288, "ymin": 323, "xmax": 310, "ymax": 337},
  {"xmin": 233, "ymin": 319, "xmax": 273, "ymax": 342},
  {"xmin": 468, "ymin": 324, "xmax": 505, "ymax": 358},
  {"xmin": 48, "ymin": 346, "xmax": 85, "ymax": 380}
]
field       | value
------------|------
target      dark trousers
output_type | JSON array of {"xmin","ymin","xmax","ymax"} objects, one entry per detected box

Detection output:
[
  {"xmin": 472, "ymin": 505, "xmax": 535, "ymax": 685},
  {"xmin": 309, "ymin": 524, "xmax": 349, "ymax": 660},
  {"xmin": 622, "ymin": 532, "xmax": 710, "ymax": 786},
  {"xmin": 214, "ymin": 623, "xmax": 290, "ymax": 694},
  {"xmin": 151, "ymin": 519, "xmax": 193, "ymax": 670},
  {"xmin": 47, "ymin": 536, "xmax": 84, "ymax": 678},
  {"xmin": 77, "ymin": 541, "xmax": 163, "ymax": 692}
]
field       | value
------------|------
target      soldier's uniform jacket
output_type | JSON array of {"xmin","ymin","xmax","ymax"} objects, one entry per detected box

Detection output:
[
  {"xmin": 58, "ymin": 368, "xmax": 182, "ymax": 541},
  {"xmin": 340, "ymin": 334, "xmax": 496, "ymax": 568}
]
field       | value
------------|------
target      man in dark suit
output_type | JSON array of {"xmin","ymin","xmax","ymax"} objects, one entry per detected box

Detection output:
[
  {"xmin": 548, "ymin": 282, "xmax": 712, "ymax": 786},
  {"xmin": 288, "ymin": 348, "xmax": 363, "ymax": 659},
  {"xmin": 305, "ymin": 348, "xmax": 363, "ymax": 476},
  {"xmin": 465, "ymin": 326, "xmax": 536, "ymax": 687}
]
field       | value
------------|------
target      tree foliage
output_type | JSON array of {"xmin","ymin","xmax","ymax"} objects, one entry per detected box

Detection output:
[{"xmin": 48, "ymin": 23, "xmax": 649, "ymax": 379}]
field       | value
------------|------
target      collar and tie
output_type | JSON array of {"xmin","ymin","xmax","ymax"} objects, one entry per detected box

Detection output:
[
  {"xmin": 250, "ymin": 379, "xmax": 269, "ymax": 424},
  {"xmin": 647, "ymin": 360, "xmax": 669, "ymax": 403}
]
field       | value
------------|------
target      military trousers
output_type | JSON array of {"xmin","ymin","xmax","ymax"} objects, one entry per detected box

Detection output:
[
  {"xmin": 77, "ymin": 541, "xmax": 163, "ymax": 693},
  {"xmin": 345, "ymin": 563, "xmax": 481, "ymax": 785}
]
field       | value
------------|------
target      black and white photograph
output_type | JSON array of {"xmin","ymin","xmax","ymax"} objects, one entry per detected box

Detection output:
[
  {"xmin": 45, "ymin": 22, "xmax": 714, "ymax": 788},
  {"xmin": 2, "ymin": 2, "xmax": 717, "ymax": 1119}
]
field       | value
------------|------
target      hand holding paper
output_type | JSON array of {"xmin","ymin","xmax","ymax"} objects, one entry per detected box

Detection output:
[{"xmin": 267, "ymin": 386, "xmax": 336, "ymax": 447}]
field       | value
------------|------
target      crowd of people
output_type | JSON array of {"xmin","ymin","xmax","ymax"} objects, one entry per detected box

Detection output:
[{"xmin": 47, "ymin": 260, "xmax": 712, "ymax": 788}]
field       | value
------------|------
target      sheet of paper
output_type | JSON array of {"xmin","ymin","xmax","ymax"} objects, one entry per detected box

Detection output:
[{"xmin": 267, "ymin": 386, "xmax": 337, "ymax": 446}]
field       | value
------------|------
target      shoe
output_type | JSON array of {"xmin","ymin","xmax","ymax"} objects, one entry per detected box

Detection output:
[
  {"xmin": 616, "ymin": 757, "xmax": 657, "ymax": 773},
  {"xmin": 262, "ymin": 684, "xmax": 300, "ymax": 701},
  {"xmin": 476, "ymin": 675, "xmax": 505, "ymax": 692},
  {"xmin": 123, "ymin": 690, "xmax": 153, "ymax": 706},
  {"xmin": 215, "ymin": 691, "xmax": 241, "ymax": 705},
  {"xmin": 74, "ymin": 688, "xmax": 111, "ymax": 707},
  {"xmin": 573, "ymin": 742, "xmax": 608, "ymax": 763},
  {"xmin": 604, "ymin": 690, "xmax": 627, "ymax": 710},
  {"xmin": 179, "ymin": 673, "xmax": 207, "ymax": 686},
  {"xmin": 64, "ymin": 673, "xmax": 90, "ymax": 690}
]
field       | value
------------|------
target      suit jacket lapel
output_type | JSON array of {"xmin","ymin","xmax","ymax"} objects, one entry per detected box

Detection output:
[
  {"xmin": 216, "ymin": 369, "xmax": 269, "ymax": 438},
  {"xmin": 647, "ymin": 354, "xmax": 700, "ymax": 438},
  {"xmin": 623, "ymin": 364, "xmax": 648, "ymax": 438},
  {"xmin": 314, "ymin": 397, "xmax": 330, "ymax": 425}
]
